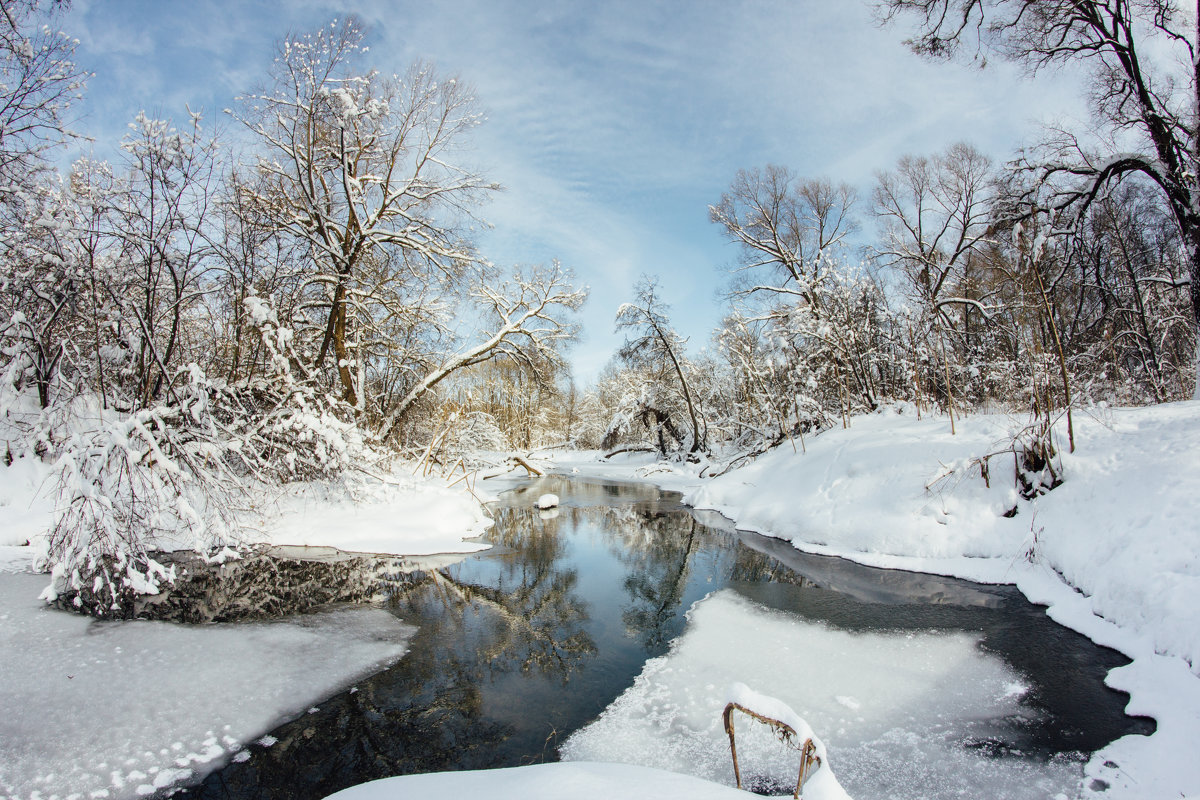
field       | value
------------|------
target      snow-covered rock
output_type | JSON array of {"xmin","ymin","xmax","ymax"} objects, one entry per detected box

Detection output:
[{"xmin": 535, "ymin": 492, "xmax": 560, "ymax": 509}]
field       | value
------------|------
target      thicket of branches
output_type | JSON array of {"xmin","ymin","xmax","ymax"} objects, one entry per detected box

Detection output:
[
  {"xmin": 589, "ymin": 0, "xmax": 1199, "ymax": 462},
  {"xmin": 4, "ymin": 0, "xmax": 1200, "ymax": 603},
  {"xmin": 587, "ymin": 141, "xmax": 1193, "ymax": 462},
  {"xmin": 0, "ymin": 10, "xmax": 584, "ymax": 606}
]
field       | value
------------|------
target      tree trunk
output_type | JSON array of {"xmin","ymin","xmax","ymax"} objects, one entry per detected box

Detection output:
[{"xmin": 1191, "ymin": 231, "xmax": 1200, "ymax": 399}]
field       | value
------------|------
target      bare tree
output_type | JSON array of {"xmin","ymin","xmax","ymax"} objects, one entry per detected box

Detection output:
[
  {"xmin": 109, "ymin": 112, "xmax": 221, "ymax": 409},
  {"xmin": 710, "ymin": 166, "xmax": 858, "ymax": 310},
  {"xmin": 233, "ymin": 19, "xmax": 494, "ymax": 408},
  {"xmin": 377, "ymin": 261, "xmax": 586, "ymax": 443},
  {"xmin": 0, "ymin": 0, "xmax": 86, "ymax": 186},
  {"xmin": 615, "ymin": 277, "xmax": 706, "ymax": 456},
  {"xmin": 873, "ymin": 143, "xmax": 995, "ymax": 331},
  {"xmin": 878, "ymin": 0, "xmax": 1200, "ymax": 394}
]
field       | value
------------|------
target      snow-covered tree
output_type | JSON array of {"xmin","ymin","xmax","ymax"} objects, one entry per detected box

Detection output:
[
  {"xmin": 710, "ymin": 167, "xmax": 858, "ymax": 314},
  {"xmin": 873, "ymin": 143, "xmax": 997, "ymax": 409},
  {"xmin": 612, "ymin": 278, "xmax": 707, "ymax": 456},
  {"xmin": 233, "ymin": 18, "xmax": 492, "ymax": 409},
  {"xmin": 879, "ymin": 0, "xmax": 1200, "ymax": 396},
  {"xmin": 0, "ymin": 0, "xmax": 86, "ymax": 187}
]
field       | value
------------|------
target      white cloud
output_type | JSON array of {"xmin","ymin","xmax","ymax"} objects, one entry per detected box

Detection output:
[{"xmin": 60, "ymin": 0, "xmax": 1100, "ymax": 382}]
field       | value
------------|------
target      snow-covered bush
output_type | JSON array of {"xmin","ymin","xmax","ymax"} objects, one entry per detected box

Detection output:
[
  {"xmin": 36, "ymin": 295, "xmax": 365, "ymax": 615},
  {"xmin": 38, "ymin": 402, "xmax": 224, "ymax": 616}
]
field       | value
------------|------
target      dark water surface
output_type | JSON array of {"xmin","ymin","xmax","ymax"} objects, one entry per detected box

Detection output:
[{"xmin": 179, "ymin": 476, "xmax": 1151, "ymax": 799}]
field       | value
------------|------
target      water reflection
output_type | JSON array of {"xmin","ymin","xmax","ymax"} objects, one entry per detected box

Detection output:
[
  {"xmin": 437, "ymin": 507, "xmax": 597, "ymax": 681},
  {"xmin": 181, "ymin": 476, "xmax": 1150, "ymax": 800}
]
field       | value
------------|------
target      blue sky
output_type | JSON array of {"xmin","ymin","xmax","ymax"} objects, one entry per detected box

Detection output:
[{"xmin": 62, "ymin": 0, "xmax": 1086, "ymax": 383}]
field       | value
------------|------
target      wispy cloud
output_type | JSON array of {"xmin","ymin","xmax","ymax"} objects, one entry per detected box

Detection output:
[{"xmin": 61, "ymin": 0, "xmax": 1093, "ymax": 381}]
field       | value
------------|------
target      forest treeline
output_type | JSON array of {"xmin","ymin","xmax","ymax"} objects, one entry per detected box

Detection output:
[
  {"xmin": 0, "ymin": 2, "xmax": 1196, "ymax": 601},
  {"xmin": 533, "ymin": 0, "xmax": 1200, "ymax": 460}
]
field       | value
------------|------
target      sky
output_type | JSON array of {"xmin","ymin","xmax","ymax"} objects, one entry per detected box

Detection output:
[{"xmin": 60, "ymin": 0, "xmax": 1089, "ymax": 383}]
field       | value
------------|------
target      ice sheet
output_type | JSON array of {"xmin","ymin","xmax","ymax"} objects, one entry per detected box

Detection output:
[
  {"xmin": 0, "ymin": 573, "xmax": 414, "ymax": 799},
  {"xmin": 562, "ymin": 590, "xmax": 1083, "ymax": 800}
]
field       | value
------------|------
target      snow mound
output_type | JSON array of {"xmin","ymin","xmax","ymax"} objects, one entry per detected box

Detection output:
[
  {"xmin": 265, "ymin": 474, "xmax": 493, "ymax": 556},
  {"xmin": 535, "ymin": 493, "xmax": 560, "ymax": 509},
  {"xmin": 324, "ymin": 761, "xmax": 751, "ymax": 800},
  {"xmin": 725, "ymin": 682, "xmax": 850, "ymax": 800}
]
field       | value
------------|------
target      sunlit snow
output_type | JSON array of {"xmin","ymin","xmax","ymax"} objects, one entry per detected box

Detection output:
[
  {"xmin": 0, "ymin": 574, "xmax": 414, "ymax": 799},
  {"xmin": 325, "ymin": 761, "xmax": 751, "ymax": 800},
  {"xmin": 562, "ymin": 590, "xmax": 1082, "ymax": 800}
]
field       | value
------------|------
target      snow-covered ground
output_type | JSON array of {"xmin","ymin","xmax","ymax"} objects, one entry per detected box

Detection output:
[
  {"xmin": 3, "ymin": 402, "xmax": 1198, "ymax": 799},
  {"xmin": 538, "ymin": 401, "xmax": 1200, "ymax": 799},
  {"xmin": 0, "ymin": 458, "xmax": 494, "ymax": 800},
  {"xmin": 0, "ymin": 455, "xmax": 495, "ymax": 559},
  {"xmin": 261, "ymin": 474, "xmax": 493, "ymax": 557},
  {"xmin": 324, "ymin": 761, "xmax": 753, "ymax": 800},
  {"xmin": 0, "ymin": 570, "xmax": 415, "ymax": 799}
]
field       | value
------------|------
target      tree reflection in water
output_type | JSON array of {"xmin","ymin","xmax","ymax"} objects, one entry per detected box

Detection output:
[
  {"xmin": 180, "ymin": 476, "xmax": 1148, "ymax": 800},
  {"xmin": 435, "ymin": 507, "xmax": 598, "ymax": 681}
]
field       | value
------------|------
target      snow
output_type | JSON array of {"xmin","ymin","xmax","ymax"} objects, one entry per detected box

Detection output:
[
  {"xmin": 0, "ymin": 573, "xmax": 414, "ymax": 799},
  {"xmin": 0, "ymin": 451, "xmax": 493, "ymax": 570},
  {"xmin": 681, "ymin": 403, "xmax": 1200, "ymax": 671},
  {"xmin": 3, "ymin": 402, "xmax": 1199, "ymax": 799},
  {"xmin": 263, "ymin": 474, "xmax": 494, "ymax": 557},
  {"xmin": 0, "ymin": 453, "xmax": 58, "ymax": 549},
  {"xmin": 324, "ymin": 761, "xmax": 751, "ymax": 800},
  {"xmin": 724, "ymin": 682, "xmax": 850, "ymax": 800},
  {"xmin": 0, "ymin": 449, "xmax": 489, "ymax": 799},
  {"xmin": 543, "ymin": 401, "xmax": 1200, "ymax": 799},
  {"xmin": 562, "ymin": 590, "xmax": 1075, "ymax": 800},
  {"xmin": 535, "ymin": 492, "xmax": 560, "ymax": 509}
]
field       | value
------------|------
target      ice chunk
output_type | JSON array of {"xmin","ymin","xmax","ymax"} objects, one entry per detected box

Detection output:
[{"xmin": 563, "ymin": 590, "xmax": 1084, "ymax": 800}]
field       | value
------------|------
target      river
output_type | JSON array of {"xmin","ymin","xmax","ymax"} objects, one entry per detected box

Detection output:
[{"xmin": 179, "ymin": 475, "xmax": 1151, "ymax": 799}]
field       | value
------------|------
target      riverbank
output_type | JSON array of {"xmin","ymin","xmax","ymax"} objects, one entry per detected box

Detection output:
[
  {"xmin": 0, "ymin": 462, "xmax": 495, "ymax": 799},
  {"xmin": 538, "ymin": 401, "xmax": 1200, "ymax": 799},
  {"xmin": 2, "ymin": 402, "xmax": 1197, "ymax": 799}
]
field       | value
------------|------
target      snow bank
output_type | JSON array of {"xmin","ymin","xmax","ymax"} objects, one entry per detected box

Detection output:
[
  {"xmin": 0, "ymin": 449, "xmax": 493, "ymax": 567},
  {"xmin": 263, "ymin": 474, "xmax": 493, "ymax": 557},
  {"xmin": 681, "ymin": 403, "xmax": 1200, "ymax": 672},
  {"xmin": 324, "ymin": 761, "xmax": 751, "ymax": 800},
  {"xmin": 548, "ymin": 402, "xmax": 1200, "ymax": 799},
  {"xmin": 562, "ymin": 590, "xmax": 1080, "ymax": 800},
  {"xmin": 0, "ymin": 572, "xmax": 414, "ymax": 799},
  {"xmin": 0, "ymin": 453, "xmax": 56, "ymax": 548}
]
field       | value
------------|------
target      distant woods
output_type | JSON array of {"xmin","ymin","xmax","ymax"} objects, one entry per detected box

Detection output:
[{"xmin": 588, "ymin": 0, "xmax": 1197, "ymax": 459}]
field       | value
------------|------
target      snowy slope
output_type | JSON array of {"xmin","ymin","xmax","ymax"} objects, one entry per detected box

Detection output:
[
  {"xmin": 543, "ymin": 401, "xmax": 1200, "ymax": 799},
  {"xmin": 683, "ymin": 403, "xmax": 1200, "ymax": 672}
]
